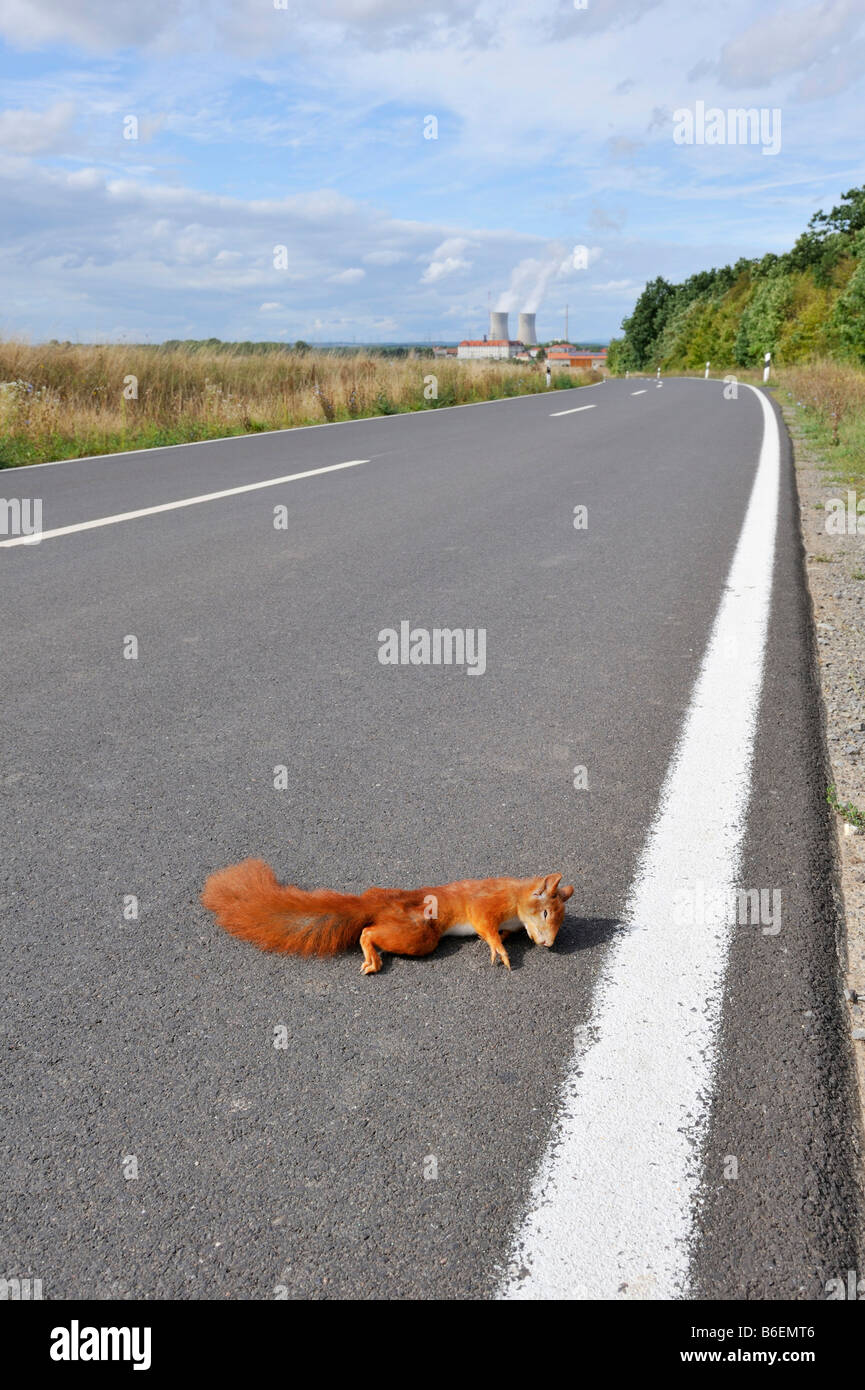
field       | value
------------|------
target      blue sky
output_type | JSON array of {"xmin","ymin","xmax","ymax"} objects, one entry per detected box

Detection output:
[{"xmin": 0, "ymin": 0, "xmax": 863, "ymax": 344}]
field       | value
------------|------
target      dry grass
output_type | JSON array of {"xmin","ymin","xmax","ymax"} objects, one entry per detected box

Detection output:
[
  {"xmin": 0, "ymin": 341, "xmax": 598, "ymax": 468},
  {"xmin": 782, "ymin": 359, "xmax": 865, "ymax": 442},
  {"xmin": 779, "ymin": 360, "xmax": 865, "ymax": 486}
]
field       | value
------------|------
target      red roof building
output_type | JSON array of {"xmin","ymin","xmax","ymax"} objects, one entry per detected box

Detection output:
[{"xmin": 548, "ymin": 346, "xmax": 608, "ymax": 368}]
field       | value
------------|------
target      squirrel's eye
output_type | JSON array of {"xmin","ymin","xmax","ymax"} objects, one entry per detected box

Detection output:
[{"xmin": 543, "ymin": 909, "xmax": 548, "ymax": 919}]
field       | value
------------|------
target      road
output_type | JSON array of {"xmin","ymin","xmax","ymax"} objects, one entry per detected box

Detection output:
[{"xmin": 2, "ymin": 377, "xmax": 863, "ymax": 1299}]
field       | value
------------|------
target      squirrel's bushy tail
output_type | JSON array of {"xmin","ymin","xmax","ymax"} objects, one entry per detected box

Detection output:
[{"xmin": 201, "ymin": 858, "xmax": 369, "ymax": 956}]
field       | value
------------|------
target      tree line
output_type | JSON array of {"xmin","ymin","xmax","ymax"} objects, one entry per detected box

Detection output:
[{"xmin": 608, "ymin": 186, "xmax": 865, "ymax": 372}]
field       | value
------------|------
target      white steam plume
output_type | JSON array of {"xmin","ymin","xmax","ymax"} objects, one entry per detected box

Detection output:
[{"xmin": 495, "ymin": 243, "xmax": 572, "ymax": 313}]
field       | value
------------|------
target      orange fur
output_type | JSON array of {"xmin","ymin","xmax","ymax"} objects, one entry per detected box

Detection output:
[{"xmin": 201, "ymin": 860, "xmax": 574, "ymax": 973}]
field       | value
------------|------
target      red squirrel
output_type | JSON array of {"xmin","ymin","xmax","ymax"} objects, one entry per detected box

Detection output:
[{"xmin": 201, "ymin": 859, "xmax": 574, "ymax": 974}]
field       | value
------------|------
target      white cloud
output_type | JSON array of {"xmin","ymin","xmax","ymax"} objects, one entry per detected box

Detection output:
[
  {"xmin": 420, "ymin": 236, "xmax": 472, "ymax": 283},
  {"xmin": 0, "ymin": 156, "xmax": 552, "ymax": 339},
  {"xmin": 717, "ymin": 0, "xmax": 865, "ymax": 91},
  {"xmin": 0, "ymin": 0, "xmax": 494, "ymax": 55},
  {"xmin": 363, "ymin": 249, "xmax": 406, "ymax": 265},
  {"xmin": 421, "ymin": 255, "xmax": 470, "ymax": 283},
  {"xmin": 795, "ymin": 37, "xmax": 865, "ymax": 99},
  {"xmin": 0, "ymin": 100, "xmax": 75, "ymax": 153},
  {"xmin": 66, "ymin": 166, "xmax": 101, "ymax": 188},
  {"xmin": 549, "ymin": 0, "xmax": 663, "ymax": 40},
  {"xmin": 330, "ymin": 266, "xmax": 365, "ymax": 282},
  {"xmin": 0, "ymin": 0, "xmax": 181, "ymax": 51}
]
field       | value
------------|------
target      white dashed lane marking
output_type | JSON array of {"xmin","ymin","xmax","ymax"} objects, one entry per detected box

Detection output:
[{"xmin": 0, "ymin": 459, "xmax": 370, "ymax": 547}]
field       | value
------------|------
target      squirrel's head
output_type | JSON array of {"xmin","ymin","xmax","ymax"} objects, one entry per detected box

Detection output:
[{"xmin": 518, "ymin": 873, "xmax": 574, "ymax": 947}]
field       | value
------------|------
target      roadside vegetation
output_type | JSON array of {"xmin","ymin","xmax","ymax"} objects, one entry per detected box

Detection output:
[
  {"xmin": 608, "ymin": 185, "xmax": 865, "ymax": 377},
  {"xmin": 606, "ymin": 184, "xmax": 865, "ymax": 489},
  {"xmin": 780, "ymin": 361, "xmax": 865, "ymax": 489},
  {"xmin": 827, "ymin": 785, "xmax": 865, "ymax": 832},
  {"xmin": 0, "ymin": 342, "xmax": 596, "ymax": 469}
]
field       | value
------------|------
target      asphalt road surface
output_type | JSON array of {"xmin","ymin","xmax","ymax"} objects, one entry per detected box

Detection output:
[{"xmin": 3, "ymin": 377, "xmax": 863, "ymax": 1299}]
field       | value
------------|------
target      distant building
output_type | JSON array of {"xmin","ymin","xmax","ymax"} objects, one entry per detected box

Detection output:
[
  {"xmin": 547, "ymin": 345, "xmax": 608, "ymax": 369},
  {"xmin": 432, "ymin": 345, "xmax": 458, "ymax": 357},
  {"xmin": 457, "ymin": 339, "xmax": 523, "ymax": 360}
]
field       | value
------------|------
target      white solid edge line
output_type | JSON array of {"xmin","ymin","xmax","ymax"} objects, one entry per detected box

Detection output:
[
  {"xmin": 550, "ymin": 404, "xmax": 598, "ymax": 416},
  {"xmin": 498, "ymin": 384, "xmax": 780, "ymax": 1301},
  {"xmin": 0, "ymin": 458, "xmax": 369, "ymax": 547},
  {"xmin": 5, "ymin": 383, "xmax": 603, "ymax": 473}
]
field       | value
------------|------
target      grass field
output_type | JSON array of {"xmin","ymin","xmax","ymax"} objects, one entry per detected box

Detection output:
[{"xmin": 0, "ymin": 342, "xmax": 597, "ymax": 469}]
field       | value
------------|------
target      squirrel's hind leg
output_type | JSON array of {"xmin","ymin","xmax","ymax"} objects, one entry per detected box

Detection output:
[{"xmin": 359, "ymin": 911, "xmax": 440, "ymax": 975}]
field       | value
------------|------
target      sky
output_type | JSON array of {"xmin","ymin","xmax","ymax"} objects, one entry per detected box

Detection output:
[{"xmin": 0, "ymin": 0, "xmax": 863, "ymax": 345}]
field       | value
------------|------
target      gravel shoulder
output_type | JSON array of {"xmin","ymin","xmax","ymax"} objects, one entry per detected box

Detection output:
[{"xmin": 784, "ymin": 396, "xmax": 865, "ymax": 1132}]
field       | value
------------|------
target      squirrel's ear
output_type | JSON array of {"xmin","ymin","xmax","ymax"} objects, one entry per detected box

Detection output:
[
  {"xmin": 542, "ymin": 873, "xmax": 563, "ymax": 897},
  {"xmin": 558, "ymin": 883, "xmax": 574, "ymax": 902}
]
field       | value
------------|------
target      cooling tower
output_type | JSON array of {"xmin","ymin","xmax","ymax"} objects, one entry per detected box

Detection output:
[
  {"xmin": 517, "ymin": 312, "xmax": 537, "ymax": 345},
  {"xmin": 489, "ymin": 310, "xmax": 510, "ymax": 341}
]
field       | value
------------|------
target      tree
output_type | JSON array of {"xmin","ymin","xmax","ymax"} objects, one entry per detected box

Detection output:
[
  {"xmin": 808, "ymin": 185, "xmax": 865, "ymax": 239},
  {"xmin": 734, "ymin": 271, "xmax": 792, "ymax": 365},
  {"xmin": 606, "ymin": 339, "xmax": 633, "ymax": 374},
  {"xmin": 831, "ymin": 235, "xmax": 865, "ymax": 362},
  {"xmin": 620, "ymin": 277, "xmax": 675, "ymax": 368}
]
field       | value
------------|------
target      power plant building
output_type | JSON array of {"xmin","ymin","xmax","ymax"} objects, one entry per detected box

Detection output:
[
  {"xmin": 517, "ymin": 312, "xmax": 538, "ymax": 345},
  {"xmin": 457, "ymin": 338, "xmax": 523, "ymax": 360},
  {"xmin": 457, "ymin": 309, "xmax": 533, "ymax": 359}
]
